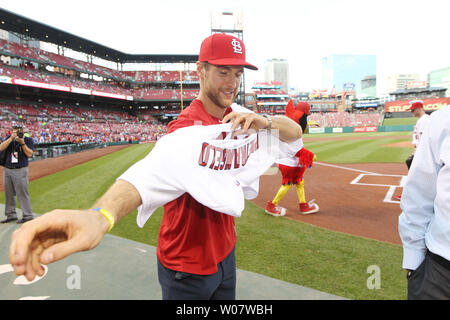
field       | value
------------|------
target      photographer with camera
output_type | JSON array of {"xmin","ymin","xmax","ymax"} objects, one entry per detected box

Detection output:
[{"xmin": 0, "ymin": 125, "xmax": 34, "ymax": 224}]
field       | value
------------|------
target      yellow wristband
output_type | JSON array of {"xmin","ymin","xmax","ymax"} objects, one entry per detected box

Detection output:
[{"xmin": 92, "ymin": 208, "xmax": 115, "ymax": 232}]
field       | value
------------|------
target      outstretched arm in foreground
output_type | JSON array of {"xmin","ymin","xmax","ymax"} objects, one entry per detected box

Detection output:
[{"xmin": 9, "ymin": 179, "xmax": 142, "ymax": 281}]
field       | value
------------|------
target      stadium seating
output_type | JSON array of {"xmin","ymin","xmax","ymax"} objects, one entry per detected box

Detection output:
[
  {"xmin": 0, "ymin": 40, "xmax": 199, "ymax": 83},
  {"xmin": 0, "ymin": 39, "xmax": 203, "ymax": 102},
  {"xmin": 307, "ymin": 112, "xmax": 382, "ymax": 128},
  {"xmin": 0, "ymin": 39, "xmax": 382, "ymax": 135},
  {"xmin": 254, "ymin": 89, "xmax": 287, "ymax": 96},
  {"xmin": 0, "ymin": 103, "xmax": 168, "ymax": 144}
]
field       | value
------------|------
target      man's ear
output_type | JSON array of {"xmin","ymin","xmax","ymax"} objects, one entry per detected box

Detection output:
[{"xmin": 196, "ymin": 61, "xmax": 205, "ymax": 77}]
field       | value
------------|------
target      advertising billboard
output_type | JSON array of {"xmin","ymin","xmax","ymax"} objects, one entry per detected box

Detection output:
[{"xmin": 385, "ymin": 97, "xmax": 450, "ymax": 113}]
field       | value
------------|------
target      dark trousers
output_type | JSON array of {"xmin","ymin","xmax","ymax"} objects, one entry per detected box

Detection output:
[
  {"xmin": 408, "ymin": 250, "xmax": 450, "ymax": 300},
  {"xmin": 157, "ymin": 246, "xmax": 236, "ymax": 300}
]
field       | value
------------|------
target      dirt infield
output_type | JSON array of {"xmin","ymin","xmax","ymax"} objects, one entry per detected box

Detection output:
[
  {"xmin": 253, "ymin": 162, "xmax": 407, "ymax": 245},
  {"xmin": 1, "ymin": 142, "xmax": 406, "ymax": 245}
]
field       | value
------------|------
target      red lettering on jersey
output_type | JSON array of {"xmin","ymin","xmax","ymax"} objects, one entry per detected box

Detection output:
[
  {"xmin": 224, "ymin": 149, "xmax": 233, "ymax": 170},
  {"xmin": 209, "ymin": 146, "xmax": 216, "ymax": 169},
  {"xmin": 197, "ymin": 135, "xmax": 260, "ymax": 170},
  {"xmin": 241, "ymin": 144, "xmax": 248, "ymax": 166},
  {"xmin": 198, "ymin": 142, "xmax": 210, "ymax": 167},
  {"xmin": 213, "ymin": 147, "xmax": 223, "ymax": 170},
  {"xmin": 234, "ymin": 148, "xmax": 240, "ymax": 169}
]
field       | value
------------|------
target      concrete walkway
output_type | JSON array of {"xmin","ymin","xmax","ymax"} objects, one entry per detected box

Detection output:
[{"xmin": 0, "ymin": 205, "xmax": 345, "ymax": 300}]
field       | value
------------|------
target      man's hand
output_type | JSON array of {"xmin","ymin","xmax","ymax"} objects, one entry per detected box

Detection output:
[
  {"xmin": 15, "ymin": 136, "xmax": 25, "ymax": 145},
  {"xmin": 222, "ymin": 112, "xmax": 302, "ymax": 142},
  {"xmin": 8, "ymin": 180, "xmax": 141, "ymax": 282},
  {"xmin": 222, "ymin": 112, "xmax": 268, "ymax": 134},
  {"xmin": 9, "ymin": 209, "xmax": 110, "ymax": 281}
]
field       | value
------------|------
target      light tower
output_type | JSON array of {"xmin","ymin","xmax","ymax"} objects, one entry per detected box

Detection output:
[{"xmin": 210, "ymin": 10, "xmax": 246, "ymax": 108}]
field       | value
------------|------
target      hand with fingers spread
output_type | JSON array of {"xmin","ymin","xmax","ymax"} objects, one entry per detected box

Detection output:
[{"xmin": 9, "ymin": 209, "xmax": 110, "ymax": 281}]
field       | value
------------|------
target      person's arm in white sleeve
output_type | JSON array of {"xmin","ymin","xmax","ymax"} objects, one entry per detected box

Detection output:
[
  {"xmin": 117, "ymin": 133, "xmax": 189, "ymax": 227},
  {"xmin": 398, "ymin": 123, "xmax": 440, "ymax": 270}
]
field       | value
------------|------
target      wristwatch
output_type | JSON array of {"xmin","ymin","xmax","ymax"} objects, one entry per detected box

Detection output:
[{"xmin": 262, "ymin": 114, "xmax": 272, "ymax": 130}]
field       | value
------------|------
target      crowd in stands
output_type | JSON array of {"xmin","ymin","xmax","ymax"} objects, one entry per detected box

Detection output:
[
  {"xmin": 0, "ymin": 39, "xmax": 199, "ymax": 84},
  {"xmin": 0, "ymin": 39, "xmax": 202, "ymax": 102},
  {"xmin": 308, "ymin": 111, "xmax": 382, "ymax": 128},
  {"xmin": 0, "ymin": 39, "xmax": 132, "ymax": 81},
  {"xmin": 0, "ymin": 63, "xmax": 200, "ymax": 101},
  {"xmin": 0, "ymin": 104, "xmax": 383, "ymax": 150},
  {"xmin": 123, "ymin": 70, "xmax": 199, "ymax": 83},
  {"xmin": 0, "ymin": 103, "xmax": 168, "ymax": 144},
  {"xmin": 0, "ymin": 39, "xmax": 386, "ymax": 140}
]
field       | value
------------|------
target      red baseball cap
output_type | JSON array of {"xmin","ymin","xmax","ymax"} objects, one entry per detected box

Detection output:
[
  {"xmin": 408, "ymin": 100, "xmax": 424, "ymax": 110},
  {"xmin": 199, "ymin": 33, "xmax": 258, "ymax": 70}
]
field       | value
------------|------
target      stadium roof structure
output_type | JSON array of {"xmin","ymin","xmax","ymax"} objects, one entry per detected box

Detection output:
[
  {"xmin": 389, "ymin": 86, "xmax": 447, "ymax": 95},
  {"xmin": 0, "ymin": 8, "xmax": 198, "ymax": 64}
]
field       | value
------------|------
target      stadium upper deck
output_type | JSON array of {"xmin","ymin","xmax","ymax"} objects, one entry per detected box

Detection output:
[{"xmin": 0, "ymin": 8, "xmax": 200, "ymax": 120}]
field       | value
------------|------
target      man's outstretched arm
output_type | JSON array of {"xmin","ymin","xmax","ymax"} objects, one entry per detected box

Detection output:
[{"xmin": 9, "ymin": 179, "xmax": 142, "ymax": 281}]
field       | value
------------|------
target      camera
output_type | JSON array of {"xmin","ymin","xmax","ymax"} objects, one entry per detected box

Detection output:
[{"xmin": 12, "ymin": 125, "xmax": 24, "ymax": 139}]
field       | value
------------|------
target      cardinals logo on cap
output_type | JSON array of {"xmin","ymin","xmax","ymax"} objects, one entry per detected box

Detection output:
[
  {"xmin": 198, "ymin": 33, "xmax": 258, "ymax": 70},
  {"xmin": 231, "ymin": 39, "xmax": 243, "ymax": 54}
]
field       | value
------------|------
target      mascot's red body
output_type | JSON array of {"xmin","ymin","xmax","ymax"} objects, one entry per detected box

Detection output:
[{"xmin": 265, "ymin": 100, "xmax": 319, "ymax": 217}]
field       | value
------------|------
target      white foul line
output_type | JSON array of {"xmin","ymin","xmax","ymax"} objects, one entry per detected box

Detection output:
[
  {"xmin": 316, "ymin": 162, "xmax": 405, "ymax": 204},
  {"xmin": 316, "ymin": 162, "xmax": 379, "ymax": 175},
  {"xmin": 384, "ymin": 187, "xmax": 398, "ymax": 204}
]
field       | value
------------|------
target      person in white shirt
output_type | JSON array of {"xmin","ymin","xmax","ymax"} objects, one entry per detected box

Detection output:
[
  {"xmin": 405, "ymin": 100, "xmax": 430, "ymax": 170},
  {"xmin": 398, "ymin": 105, "xmax": 450, "ymax": 299},
  {"xmin": 395, "ymin": 100, "xmax": 431, "ymax": 201}
]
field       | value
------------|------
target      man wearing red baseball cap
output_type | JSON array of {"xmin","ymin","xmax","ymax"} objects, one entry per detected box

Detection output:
[
  {"xmin": 396, "ymin": 100, "xmax": 431, "ymax": 200},
  {"xmin": 406, "ymin": 100, "xmax": 430, "ymax": 168},
  {"xmin": 198, "ymin": 32, "xmax": 258, "ymax": 70},
  {"xmin": 9, "ymin": 33, "xmax": 303, "ymax": 300},
  {"xmin": 155, "ymin": 33, "xmax": 301, "ymax": 299}
]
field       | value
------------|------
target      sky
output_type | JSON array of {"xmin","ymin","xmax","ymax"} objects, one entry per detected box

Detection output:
[{"xmin": 1, "ymin": 0, "xmax": 449, "ymax": 95}]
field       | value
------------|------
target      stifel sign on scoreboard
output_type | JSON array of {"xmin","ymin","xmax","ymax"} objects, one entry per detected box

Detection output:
[{"xmin": 385, "ymin": 97, "xmax": 450, "ymax": 113}]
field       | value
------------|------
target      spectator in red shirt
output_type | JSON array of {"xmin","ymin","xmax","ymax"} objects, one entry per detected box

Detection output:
[{"xmin": 9, "ymin": 33, "xmax": 302, "ymax": 300}]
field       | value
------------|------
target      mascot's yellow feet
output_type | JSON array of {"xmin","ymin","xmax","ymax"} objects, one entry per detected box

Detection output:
[{"xmin": 299, "ymin": 200, "xmax": 319, "ymax": 215}]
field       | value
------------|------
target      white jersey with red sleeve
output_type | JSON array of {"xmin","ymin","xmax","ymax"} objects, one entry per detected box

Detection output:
[
  {"xmin": 118, "ymin": 122, "xmax": 302, "ymax": 227},
  {"xmin": 412, "ymin": 114, "xmax": 431, "ymax": 148}
]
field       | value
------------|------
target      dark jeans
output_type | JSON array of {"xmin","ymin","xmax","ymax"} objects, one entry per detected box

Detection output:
[
  {"xmin": 408, "ymin": 250, "xmax": 450, "ymax": 300},
  {"xmin": 157, "ymin": 246, "xmax": 236, "ymax": 300}
]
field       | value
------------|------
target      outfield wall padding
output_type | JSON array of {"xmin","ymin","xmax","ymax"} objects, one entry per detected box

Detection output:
[{"xmin": 309, "ymin": 125, "xmax": 414, "ymax": 134}]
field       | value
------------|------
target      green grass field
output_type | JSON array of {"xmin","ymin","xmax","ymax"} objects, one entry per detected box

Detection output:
[
  {"xmin": 382, "ymin": 117, "xmax": 417, "ymax": 126},
  {"xmin": 1, "ymin": 131, "xmax": 415, "ymax": 300},
  {"xmin": 303, "ymin": 131, "xmax": 413, "ymax": 163}
]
